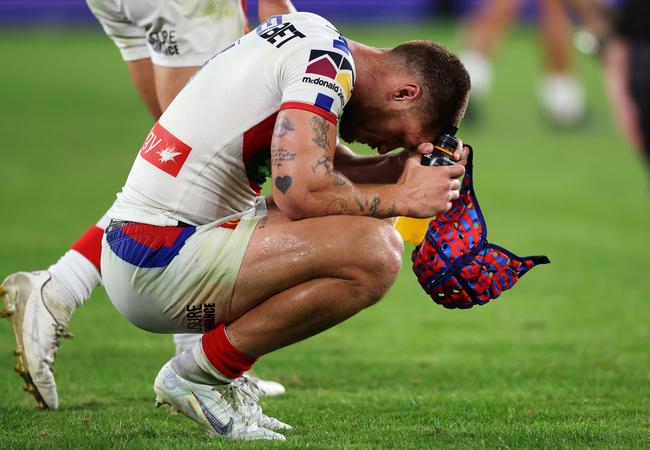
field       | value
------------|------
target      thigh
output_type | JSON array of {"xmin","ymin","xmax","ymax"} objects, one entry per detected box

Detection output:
[
  {"xmin": 126, "ymin": 58, "xmax": 162, "ymax": 120},
  {"xmin": 229, "ymin": 205, "xmax": 402, "ymax": 321},
  {"xmin": 153, "ymin": 65, "xmax": 200, "ymax": 113}
]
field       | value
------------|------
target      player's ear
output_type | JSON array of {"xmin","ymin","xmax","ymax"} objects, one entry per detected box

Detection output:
[{"xmin": 391, "ymin": 83, "xmax": 420, "ymax": 106}]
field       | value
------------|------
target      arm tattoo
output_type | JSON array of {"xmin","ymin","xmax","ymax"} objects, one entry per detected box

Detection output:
[
  {"xmin": 324, "ymin": 196, "xmax": 396, "ymax": 218},
  {"xmin": 333, "ymin": 175, "xmax": 346, "ymax": 187},
  {"xmin": 368, "ymin": 197, "xmax": 382, "ymax": 216},
  {"xmin": 324, "ymin": 198, "xmax": 355, "ymax": 215},
  {"xmin": 351, "ymin": 196, "xmax": 398, "ymax": 218},
  {"xmin": 353, "ymin": 196, "xmax": 365, "ymax": 212},
  {"xmin": 274, "ymin": 175, "xmax": 293, "ymax": 193},
  {"xmin": 271, "ymin": 144, "xmax": 296, "ymax": 168},
  {"xmin": 273, "ymin": 116, "xmax": 295, "ymax": 138},
  {"xmin": 311, "ymin": 156, "xmax": 333, "ymax": 175},
  {"xmin": 309, "ymin": 116, "xmax": 330, "ymax": 150}
]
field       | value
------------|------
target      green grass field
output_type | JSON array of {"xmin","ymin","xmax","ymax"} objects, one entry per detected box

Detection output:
[{"xmin": 1, "ymin": 22, "xmax": 649, "ymax": 449}]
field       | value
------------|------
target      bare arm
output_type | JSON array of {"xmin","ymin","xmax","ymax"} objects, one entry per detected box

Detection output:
[
  {"xmin": 270, "ymin": 109, "xmax": 464, "ymax": 221},
  {"xmin": 333, "ymin": 144, "xmax": 410, "ymax": 184},
  {"xmin": 334, "ymin": 140, "xmax": 471, "ymax": 184},
  {"xmin": 258, "ymin": 0, "xmax": 297, "ymax": 22}
]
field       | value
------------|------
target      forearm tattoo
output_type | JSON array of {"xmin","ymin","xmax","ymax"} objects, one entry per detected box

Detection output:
[
  {"xmin": 309, "ymin": 116, "xmax": 330, "ymax": 150},
  {"xmin": 325, "ymin": 198, "xmax": 355, "ymax": 215},
  {"xmin": 324, "ymin": 195, "xmax": 397, "ymax": 218}
]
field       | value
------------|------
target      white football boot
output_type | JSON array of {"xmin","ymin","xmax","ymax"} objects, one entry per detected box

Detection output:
[
  {"xmin": 244, "ymin": 370, "xmax": 286, "ymax": 397},
  {"xmin": 233, "ymin": 375, "xmax": 292, "ymax": 430},
  {"xmin": 154, "ymin": 362, "xmax": 286, "ymax": 441},
  {"xmin": 0, "ymin": 271, "xmax": 74, "ymax": 409}
]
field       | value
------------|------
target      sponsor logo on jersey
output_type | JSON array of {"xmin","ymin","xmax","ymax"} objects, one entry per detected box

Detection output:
[
  {"xmin": 147, "ymin": 29, "xmax": 180, "ymax": 56},
  {"xmin": 333, "ymin": 35, "xmax": 350, "ymax": 55},
  {"xmin": 302, "ymin": 75, "xmax": 345, "ymax": 106},
  {"xmin": 257, "ymin": 19, "xmax": 306, "ymax": 48},
  {"xmin": 256, "ymin": 15, "xmax": 283, "ymax": 35},
  {"xmin": 139, "ymin": 122, "xmax": 192, "ymax": 177},
  {"xmin": 314, "ymin": 93, "xmax": 335, "ymax": 114},
  {"xmin": 305, "ymin": 49, "xmax": 354, "ymax": 102},
  {"xmin": 186, "ymin": 303, "xmax": 216, "ymax": 332}
]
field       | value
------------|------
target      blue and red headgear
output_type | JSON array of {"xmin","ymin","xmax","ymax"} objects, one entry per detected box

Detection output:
[{"xmin": 411, "ymin": 147, "xmax": 550, "ymax": 309}]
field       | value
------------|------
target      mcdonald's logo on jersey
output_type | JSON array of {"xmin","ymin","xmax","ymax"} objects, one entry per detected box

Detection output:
[{"xmin": 305, "ymin": 49, "xmax": 355, "ymax": 101}]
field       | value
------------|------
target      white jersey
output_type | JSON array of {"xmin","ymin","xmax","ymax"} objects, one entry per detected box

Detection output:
[{"xmin": 109, "ymin": 12, "xmax": 355, "ymax": 226}]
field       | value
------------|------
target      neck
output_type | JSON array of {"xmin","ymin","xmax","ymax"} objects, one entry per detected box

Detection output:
[{"xmin": 348, "ymin": 40, "xmax": 388, "ymax": 101}]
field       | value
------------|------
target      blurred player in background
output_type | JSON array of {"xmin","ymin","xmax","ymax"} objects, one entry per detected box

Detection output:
[
  {"xmin": 1, "ymin": 0, "xmax": 295, "ymax": 410},
  {"xmin": 600, "ymin": 0, "xmax": 650, "ymax": 167},
  {"xmin": 99, "ymin": 12, "xmax": 470, "ymax": 439},
  {"xmin": 566, "ymin": 0, "xmax": 649, "ymax": 167},
  {"xmin": 460, "ymin": 0, "xmax": 587, "ymax": 127}
]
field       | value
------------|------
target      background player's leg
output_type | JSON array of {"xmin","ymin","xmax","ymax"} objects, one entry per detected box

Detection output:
[
  {"xmin": 2, "ymin": 60, "xmax": 173, "ymax": 409},
  {"xmin": 537, "ymin": 0, "xmax": 586, "ymax": 126},
  {"xmin": 153, "ymin": 65, "xmax": 201, "ymax": 113},
  {"xmin": 1, "ymin": 212, "xmax": 109, "ymax": 409},
  {"xmin": 126, "ymin": 58, "xmax": 162, "ymax": 120},
  {"xmin": 459, "ymin": 0, "xmax": 519, "ymax": 115}
]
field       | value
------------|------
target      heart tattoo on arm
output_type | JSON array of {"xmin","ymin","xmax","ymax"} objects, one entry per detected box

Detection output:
[{"xmin": 275, "ymin": 175, "xmax": 293, "ymax": 193}]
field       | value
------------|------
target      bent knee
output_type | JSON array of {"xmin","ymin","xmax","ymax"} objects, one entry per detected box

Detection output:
[{"xmin": 350, "ymin": 219, "xmax": 404, "ymax": 304}]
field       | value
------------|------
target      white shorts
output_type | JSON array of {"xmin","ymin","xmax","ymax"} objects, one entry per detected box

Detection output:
[
  {"xmin": 86, "ymin": 0, "xmax": 247, "ymax": 67},
  {"xmin": 101, "ymin": 200, "xmax": 265, "ymax": 334}
]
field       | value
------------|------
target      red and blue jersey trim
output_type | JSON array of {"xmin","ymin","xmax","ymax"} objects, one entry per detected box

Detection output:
[
  {"xmin": 280, "ymin": 101, "xmax": 337, "ymax": 125},
  {"xmin": 106, "ymin": 223, "xmax": 197, "ymax": 269}
]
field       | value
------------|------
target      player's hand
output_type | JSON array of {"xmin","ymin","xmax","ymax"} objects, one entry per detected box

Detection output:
[
  {"xmin": 453, "ymin": 141, "xmax": 470, "ymax": 167},
  {"xmin": 414, "ymin": 139, "xmax": 470, "ymax": 167},
  {"xmin": 398, "ymin": 152, "xmax": 465, "ymax": 218}
]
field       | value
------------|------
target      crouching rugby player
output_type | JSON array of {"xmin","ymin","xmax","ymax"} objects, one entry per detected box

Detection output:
[{"xmin": 101, "ymin": 12, "xmax": 470, "ymax": 440}]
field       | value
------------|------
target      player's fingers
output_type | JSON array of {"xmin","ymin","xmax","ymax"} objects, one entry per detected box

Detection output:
[
  {"xmin": 446, "ymin": 163, "xmax": 466, "ymax": 179},
  {"xmin": 453, "ymin": 139, "xmax": 464, "ymax": 161},
  {"xmin": 415, "ymin": 142, "xmax": 434, "ymax": 155},
  {"xmin": 450, "ymin": 178, "xmax": 461, "ymax": 191},
  {"xmin": 405, "ymin": 151, "xmax": 422, "ymax": 167},
  {"xmin": 455, "ymin": 145, "xmax": 470, "ymax": 165},
  {"xmin": 450, "ymin": 188, "xmax": 460, "ymax": 202}
]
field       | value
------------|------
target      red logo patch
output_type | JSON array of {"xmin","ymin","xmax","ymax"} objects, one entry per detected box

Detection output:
[{"xmin": 139, "ymin": 122, "xmax": 191, "ymax": 177}]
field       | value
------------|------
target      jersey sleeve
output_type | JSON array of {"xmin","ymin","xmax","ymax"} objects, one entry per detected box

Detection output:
[{"xmin": 271, "ymin": 23, "xmax": 355, "ymax": 124}]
